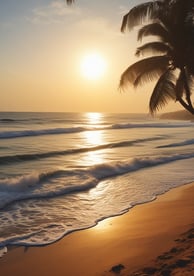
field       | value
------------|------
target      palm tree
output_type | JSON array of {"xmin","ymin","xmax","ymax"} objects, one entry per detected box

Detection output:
[
  {"xmin": 66, "ymin": 0, "xmax": 194, "ymax": 114},
  {"xmin": 120, "ymin": 0, "xmax": 194, "ymax": 114}
]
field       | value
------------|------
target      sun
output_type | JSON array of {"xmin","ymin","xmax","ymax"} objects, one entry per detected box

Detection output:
[{"xmin": 80, "ymin": 52, "xmax": 107, "ymax": 80}]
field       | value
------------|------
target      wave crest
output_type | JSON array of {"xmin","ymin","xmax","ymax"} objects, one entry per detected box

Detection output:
[
  {"xmin": 0, "ymin": 136, "xmax": 163, "ymax": 165},
  {"xmin": 1, "ymin": 151, "xmax": 194, "ymax": 209},
  {"xmin": 0, "ymin": 121, "xmax": 193, "ymax": 139}
]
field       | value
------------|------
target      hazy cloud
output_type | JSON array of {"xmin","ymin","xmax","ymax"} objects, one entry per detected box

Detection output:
[{"xmin": 26, "ymin": 0, "xmax": 81, "ymax": 25}]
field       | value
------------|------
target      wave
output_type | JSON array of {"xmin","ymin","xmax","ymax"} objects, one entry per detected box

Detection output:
[
  {"xmin": 110, "ymin": 122, "xmax": 193, "ymax": 129},
  {"xmin": 0, "ymin": 118, "xmax": 45, "ymax": 124},
  {"xmin": 0, "ymin": 127, "xmax": 86, "ymax": 139},
  {"xmin": 1, "ymin": 151, "xmax": 194, "ymax": 209},
  {"xmin": 0, "ymin": 171, "xmax": 98, "ymax": 209},
  {"xmin": 0, "ymin": 119, "xmax": 16, "ymax": 123},
  {"xmin": 0, "ymin": 136, "xmax": 164, "ymax": 165},
  {"xmin": 157, "ymin": 138, "xmax": 194, "ymax": 148},
  {"xmin": 0, "ymin": 121, "xmax": 193, "ymax": 139}
]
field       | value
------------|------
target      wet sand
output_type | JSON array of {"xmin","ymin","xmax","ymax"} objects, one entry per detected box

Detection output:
[{"xmin": 0, "ymin": 183, "xmax": 194, "ymax": 276}]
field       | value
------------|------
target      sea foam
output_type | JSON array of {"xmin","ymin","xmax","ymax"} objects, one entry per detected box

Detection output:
[{"xmin": 1, "ymin": 151, "xmax": 194, "ymax": 209}]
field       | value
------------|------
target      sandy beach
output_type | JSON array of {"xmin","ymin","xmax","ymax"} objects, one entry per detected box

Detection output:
[{"xmin": 0, "ymin": 182, "xmax": 194, "ymax": 276}]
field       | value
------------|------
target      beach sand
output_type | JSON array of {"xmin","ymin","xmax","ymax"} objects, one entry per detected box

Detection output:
[{"xmin": 0, "ymin": 183, "xmax": 194, "ymax": 276}]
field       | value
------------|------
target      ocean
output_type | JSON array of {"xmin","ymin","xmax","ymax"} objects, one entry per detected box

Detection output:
[{"xmin": 0, "ymin": 111, "xmax": 194, "ymax": 257}]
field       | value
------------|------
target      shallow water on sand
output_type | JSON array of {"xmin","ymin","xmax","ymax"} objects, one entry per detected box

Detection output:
[{"xmin": 0, "ymin": 112, "xmax": 194, "ymax": 255}]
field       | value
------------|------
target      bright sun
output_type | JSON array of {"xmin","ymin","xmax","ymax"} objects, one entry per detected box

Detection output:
[{"xmin": 80, "ymin": 52, "xmax": 107, "ymax": 80}]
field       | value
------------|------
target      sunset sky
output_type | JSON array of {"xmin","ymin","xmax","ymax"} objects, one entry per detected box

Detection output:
[{"xmin": 0, "ymin": 0, "xmax": 178, "ymax": 113}]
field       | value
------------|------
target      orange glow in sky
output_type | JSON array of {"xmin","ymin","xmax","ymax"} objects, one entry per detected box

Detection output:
[{"xmin": 0, "ymin": 1, "xmax": 179, "ymax": 113}]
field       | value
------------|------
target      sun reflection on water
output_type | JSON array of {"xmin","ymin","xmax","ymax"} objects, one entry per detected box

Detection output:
[
  {"xmin": 81, "ymin": 130, "xmax": 105, "ymax": 165},
  {"xmin": 84, "ymin": 130, "xmax": 103, "ymax": 146},
  {"xmin": 80, "ymin": 113, "xmax": 107, "ymax": 165},
  {"xmin": 85, "ymin": 112, "xmax": 103, "ymax": 126},
  {"xmin": 83, "ymin": 112, "xmax": 104, "ymax": 146}
]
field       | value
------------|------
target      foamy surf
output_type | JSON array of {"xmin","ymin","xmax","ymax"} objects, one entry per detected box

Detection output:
[
  {"xmin": 1, "ymin": 112, "xmax": 194, "ymax": 256},
  {"xmin": 1, "ymin": 152, "xmax": 194, "ymax": 209}
]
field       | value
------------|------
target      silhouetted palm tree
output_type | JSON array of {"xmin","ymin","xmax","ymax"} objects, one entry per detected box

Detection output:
[
  {"xmin": 66, "ymin": 0, "xmax": 194, "ymax": 114},
  {"xmin": 120, "ymin": 0, "xmax": 194, "ymax": 114}
]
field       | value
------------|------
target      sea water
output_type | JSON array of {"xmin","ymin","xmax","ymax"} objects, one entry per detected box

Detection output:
[{"xmin": 0, "ymin": 112, "xmax": 194, "ymax": 256}]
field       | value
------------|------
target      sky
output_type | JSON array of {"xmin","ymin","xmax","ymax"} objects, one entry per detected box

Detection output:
[{"xmin": 0, "ymin": 0, "xmax": 179, "ymax": 113}]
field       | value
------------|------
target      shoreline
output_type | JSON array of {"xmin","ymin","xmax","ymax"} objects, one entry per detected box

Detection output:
[{"xmin": 0, "ymin": 182, "xmax": 194, "ymax": 275}]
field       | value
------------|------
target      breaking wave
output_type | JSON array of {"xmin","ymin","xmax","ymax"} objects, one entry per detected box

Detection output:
[{"xmin": 1, "ymin": 151, "xmax": 194, "ymax": 209}]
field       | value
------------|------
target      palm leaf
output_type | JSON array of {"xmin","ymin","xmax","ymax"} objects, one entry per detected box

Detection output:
[
  {"xmin": 187, "ymin": 52, "xmax": 194, "ymax": 75},
  {"xmin": 120, "ymin": 56, "xmax": 169, "ymax": 88},
  {"xmin": 149, "ymin": 69, "xmax": 176, "ymax": 114},
  {"xmin": 137, "ymin": 22, "xmax": 170, "ymax": 42},
  {"xmin": 134, "ymin": 59, "xmax": 170, "ymax": 88},
  {"xmin": 175, "ymin": 70, "xmax": 185, "ymax": 100},
  {"xmin": 136, "ymin": 42, "xmax": 171, "ymax": 57},
  {"xmin": 121, "ymin": 1, "xmax": 162, "ymax": 32}
]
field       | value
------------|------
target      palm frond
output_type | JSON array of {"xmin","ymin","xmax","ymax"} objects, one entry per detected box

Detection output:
[
  {"xmin": 134, "ymin": 60, "xmax": 170, "ymax": 88},
  {"xmin": 136, "ymin": 42, "xmax": 171, "ymax": 57},
  {"xmin": 149, "ymin": 69, "xmax": 176, "ymax": 114},
  {"xmin": 121, "ymin": 1, "xmax": 162, "ymax": 32},
  {"xmin": 187, "ymin": 53, "xmax": 194, "ymax": 75},
  {"xmin": 175, "ymin": 70, "xmax": 185, "ymax": 99},
  {"xmin": 120, "ymin": 56, "xmax": 169, "ymax": 88},
  {"xmin": 137, "ymin": 22, "xmax": 170, "ymax": 42}
]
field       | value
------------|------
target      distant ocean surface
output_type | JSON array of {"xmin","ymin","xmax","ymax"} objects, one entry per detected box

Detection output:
[{"xmin": 1, "ymin": 112, "xmax": 194, "ymax": 256}]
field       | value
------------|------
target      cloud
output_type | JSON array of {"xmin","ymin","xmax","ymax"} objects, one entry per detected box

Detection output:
[{"xmin": 26, "ymin": 0, "xmax": 81, "ymax": 25}]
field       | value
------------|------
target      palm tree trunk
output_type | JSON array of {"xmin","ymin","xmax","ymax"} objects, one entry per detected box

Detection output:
[
  {"xmin": 182, "ymin": 67, "xmax": 194, "ymax": 114},
  {"xmin": 177, "ymin": 67, "xmax": 194, "ymax": 114},
  {"xmin": 177, "ymin": 97, "xmax": 194, "ymax": 114}
]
